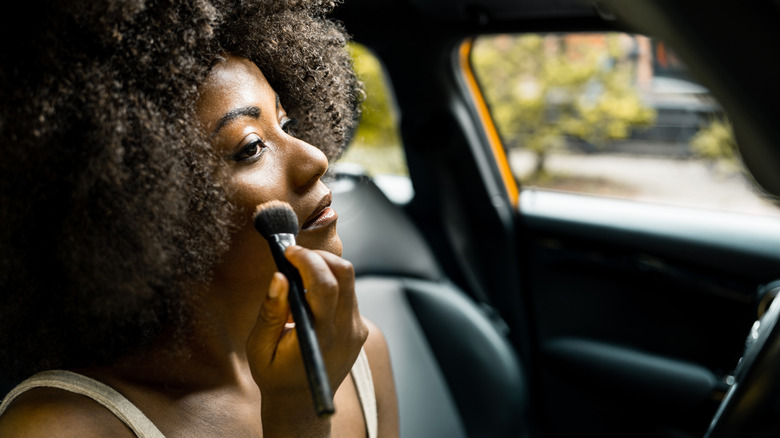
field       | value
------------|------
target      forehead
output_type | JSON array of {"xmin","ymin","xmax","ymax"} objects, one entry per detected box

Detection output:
[{"xmin": 196, "ymin": 56, "xmax": 275, "ymax": 129}]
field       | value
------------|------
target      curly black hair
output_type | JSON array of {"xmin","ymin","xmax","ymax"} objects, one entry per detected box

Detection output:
[{"xmin": 0, "ymin": 0, "xmax": 362, "ymax": 379}]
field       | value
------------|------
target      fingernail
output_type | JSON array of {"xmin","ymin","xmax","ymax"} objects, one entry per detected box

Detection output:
[{"xmin": 268, "ymin": 272, "xmax": 283, "ymax": 299}]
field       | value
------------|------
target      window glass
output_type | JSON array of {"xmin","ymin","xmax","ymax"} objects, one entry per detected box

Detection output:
[
  {"xmin": 337, "ymin": 43, "xmax": 411, "ymax": 204},
  {"xmin": 471, "ymin": 33, "xmax": 780, "ymax": 217}
]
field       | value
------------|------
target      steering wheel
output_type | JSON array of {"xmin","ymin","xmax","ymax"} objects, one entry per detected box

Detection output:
[{"xmin": 704, "ymin": 285, "xmax": 780, "ymax": 437}]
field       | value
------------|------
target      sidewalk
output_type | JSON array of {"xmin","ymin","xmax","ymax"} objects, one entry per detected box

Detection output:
[{"xmin": 509, "ymin": 149, "xmax": 780, "ymax": 218}]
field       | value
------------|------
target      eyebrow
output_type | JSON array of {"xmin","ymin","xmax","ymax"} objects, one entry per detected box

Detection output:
[{"xmin": 213, "ymin": 105, "xmax": 261, "ymax": 135}]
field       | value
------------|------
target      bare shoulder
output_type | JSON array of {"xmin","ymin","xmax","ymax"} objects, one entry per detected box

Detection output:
[
  {"xmin": 362, "ymin": 318, "xmax": 400, "ymax": 438},
  {"xmin": 362, "ymin": 318, "xmax": 390, "ymax": 363},
  {"xmin": 0, "ymin": 387, "xmax": 136, "ymax": 438},
  {"xmin": 361, "ymin": 318, "xmax": 394, "ymax": 386}
]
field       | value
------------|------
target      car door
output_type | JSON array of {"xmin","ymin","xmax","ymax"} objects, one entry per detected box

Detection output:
[
  {"xmin": 465, "ymin": 30, "xmax": 780, "ymax": 438},
  {"xmin": 463, "ymin": 31, "xmax": 780, "ymax": 437},
  {"xmin": 517, "ymin": 189, "xmax": 780, "ymax": 437}
]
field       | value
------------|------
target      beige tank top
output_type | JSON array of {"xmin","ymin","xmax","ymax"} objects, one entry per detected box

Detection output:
[{"xmin": 0, "ymin": 348, "xmax": 378, "ymax": 438}]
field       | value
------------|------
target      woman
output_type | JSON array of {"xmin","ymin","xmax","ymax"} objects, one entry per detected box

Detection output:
[{"xmin": 0, "ymin": 0, "xmax": 399, "ymax": 436}]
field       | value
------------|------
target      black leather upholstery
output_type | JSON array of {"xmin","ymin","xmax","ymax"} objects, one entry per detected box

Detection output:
[
  {"xmin": 330, "ymin": 169, "xmax": 529, "ymax": 438},
  {"xmin": 329, "ymin": 169, "xmax": 442, "ymax": 282}
]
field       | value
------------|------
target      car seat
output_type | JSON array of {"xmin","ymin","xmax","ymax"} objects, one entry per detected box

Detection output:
[{"xmin": 330, "ymin": 167, "xmax": 530, "ymax": 438}]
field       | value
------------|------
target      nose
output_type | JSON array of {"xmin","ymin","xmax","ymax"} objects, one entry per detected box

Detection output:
[{"xmin": 286, "ymin": 138, "xmax": 329, "ymax": 193}]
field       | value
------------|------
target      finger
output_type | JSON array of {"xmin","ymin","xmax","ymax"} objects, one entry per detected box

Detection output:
[
  {"xmin": 310, "ymin": 250, "xmax": 358, "ymax": 317},
  {"xmin": 284, "ymin": 246, "xmax": 339, "ymax": 323},
  {"xmin": 310, "ymin": 250, "xmax": 367, "ymax": 353},
  {"xmin": 247, "ymin": 272, "xmax": 291, "ymax": 368}
]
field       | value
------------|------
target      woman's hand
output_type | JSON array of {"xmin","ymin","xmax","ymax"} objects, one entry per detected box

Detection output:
[{"xmin": 247, "ymin": 245, "xmax": 368, "ymax": 437}]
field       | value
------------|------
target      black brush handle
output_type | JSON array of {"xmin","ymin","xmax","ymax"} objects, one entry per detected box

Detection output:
[{"xmin": 268, "ymin": 234, "xmax": 335, "ymax": 418}]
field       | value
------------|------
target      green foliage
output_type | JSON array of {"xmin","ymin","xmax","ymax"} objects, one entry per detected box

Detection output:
[
  {"xmin": 339, "ymin": 43, "xmax": 407, "ymax": 176},
  {"xmin": 691, "ymin": 118, "xmax": 738, "ymax": 164},
  {"xmin": 472, "ymin": 33, "xmax": 656, "ymax": 176},
  {"xmin": 348, "ymin": 43, "xmax": 401, "ymax": 148}
]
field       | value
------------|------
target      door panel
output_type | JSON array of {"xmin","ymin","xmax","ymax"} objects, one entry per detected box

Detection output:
[{"xmin": 519, "ymin": 189, "xmax": 780, "ymax": 437}]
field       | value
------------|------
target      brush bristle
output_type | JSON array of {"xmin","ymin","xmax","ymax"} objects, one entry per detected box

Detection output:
[{"xmin": 254, "ymin": 200, "xmax": 299, "ymax": 239}]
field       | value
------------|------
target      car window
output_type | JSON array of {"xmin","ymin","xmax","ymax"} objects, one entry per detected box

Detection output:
[
  {"xmin": 337, "ymin": 43, "xmax": 411, "ymax": 205},
  {"xmin": 470, "ymin": 32, "xmax": 780, "ymax": 217}
]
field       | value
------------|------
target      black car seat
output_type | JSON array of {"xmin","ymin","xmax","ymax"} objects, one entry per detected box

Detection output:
[{"xmin": 330, "ymin": 167, "xmax": 530, "ymax": 438}]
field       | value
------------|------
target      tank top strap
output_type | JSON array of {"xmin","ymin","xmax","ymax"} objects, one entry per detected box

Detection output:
[
  {"xmin": 0, "ymin": 370, "xmax": 165, "ymax": 438},
  {"xmin": 350, "ymin": 347, "xmax": 378, "ymax": 438}
]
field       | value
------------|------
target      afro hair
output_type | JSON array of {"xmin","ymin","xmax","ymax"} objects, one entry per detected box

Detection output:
[{"xmin": 0, "ymin": 0, "xmax": 362, "ymax": 379}]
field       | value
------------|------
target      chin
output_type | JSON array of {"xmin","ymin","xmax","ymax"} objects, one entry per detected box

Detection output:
[
  {"xmin": 324, "ymin": 229, "xmax": 343, "ymax": 257},
  {"xmin": 299, "ymin": 225, "xmax": 342, "ymax": 257},
  {"xmin": 328, "ymin": 237, "xmax": 343, "ymax": 257}
]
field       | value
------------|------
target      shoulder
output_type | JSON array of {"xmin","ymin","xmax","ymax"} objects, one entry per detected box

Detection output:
[
  {"xmin": 362, "ymin": 318, "xmax": 391, "ymax": 371},
  {"xmin": 0, "ymin": 387, "xmax": 136, "ymax": 438},
  {"xmin": 362, "ymin": 318, "xmax": 400, "ymax": 438}
]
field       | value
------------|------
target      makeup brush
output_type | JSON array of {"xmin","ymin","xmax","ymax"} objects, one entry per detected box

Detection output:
[{"xmin": 253, "ymin": 200, "xmax": 335, "ymax": 418}]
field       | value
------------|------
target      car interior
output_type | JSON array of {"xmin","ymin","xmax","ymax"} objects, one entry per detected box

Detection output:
[
  {"xmin": 327, "ymin": 0, "xmax": 780, "ymax": 437},
  {"xmin": 2, "ymin": 1, "xmax": 778, "ymax": 438}
]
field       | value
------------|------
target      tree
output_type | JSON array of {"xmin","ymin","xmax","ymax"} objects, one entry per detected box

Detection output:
[
  {"xmin": 348, "ymin": 43, "xmax": 400, "ymax": 148},
  {"xmin": 471, "ymin": 33, "xmax": 656, "ymax": 179},
  {"xmin": 340, "ymin": 43, "xmax": 406, "ymax": 176},
  {"xmin": 690, "ymin": 118, "xmax": 739, "ymax": 172}
]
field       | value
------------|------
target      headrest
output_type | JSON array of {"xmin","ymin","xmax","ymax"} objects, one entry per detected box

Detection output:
[{"xmin": 330, "ymin": 166, "xmax": 442, "ymax": 281}]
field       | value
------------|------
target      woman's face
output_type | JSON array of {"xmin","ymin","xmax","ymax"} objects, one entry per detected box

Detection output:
[{"xmin": 196, "ymin": 55, "xmax": 342, "ymax": 288}]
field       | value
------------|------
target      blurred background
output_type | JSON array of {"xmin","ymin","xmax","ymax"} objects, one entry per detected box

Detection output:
[{"xmin": 340, "ymin": 33, "xmax": 780, "ymax": 217}]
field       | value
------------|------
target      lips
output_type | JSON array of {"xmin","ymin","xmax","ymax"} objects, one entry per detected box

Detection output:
[{"xmin": 301, "ymin": 192, "xmax": 338, "ymax": 230}]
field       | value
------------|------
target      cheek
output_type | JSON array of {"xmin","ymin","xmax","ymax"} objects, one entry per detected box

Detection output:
[
  {"xmin": 210, "ymin": 170, "xmax": 285, "ymax": 281},
  {"xmin": 207, "ymin": 217, "xmax": 278, "ymax": 294},
  {"xmin": 226, "ymin": 167, "xmax": 283, "ymax": 219}
]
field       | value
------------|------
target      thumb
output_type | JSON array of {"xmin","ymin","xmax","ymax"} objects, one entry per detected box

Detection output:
[{"xmin": 248, "ymin": 272, "xmax": 290, "ymax": 367}]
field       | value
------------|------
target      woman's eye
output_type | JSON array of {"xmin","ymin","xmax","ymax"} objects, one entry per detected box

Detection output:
[
  {"xmin": 230, "ymin": 135, "xmax": 266, "ymax": 163},
  {"xmin": 281, "ymin": 116, "xmax": 298, "ymax": 135}
]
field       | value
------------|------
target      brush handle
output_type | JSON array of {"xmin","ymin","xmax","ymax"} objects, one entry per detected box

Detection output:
[{"xmin": 268, "ymin": 234, "xmax": 335, "ymax": 418}]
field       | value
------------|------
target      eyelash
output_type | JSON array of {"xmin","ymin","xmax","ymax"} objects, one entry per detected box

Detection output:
[
  {"xmin": 231, "ymin": 135, "xmax": 266, "ymax": 163},
  {"xmin": 229, "ymin": 117, "xmax": 297, "ymax": 163},
  {"xmin": 281, "ymin": 116, "xmax": 298, "ymax": 135}
]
